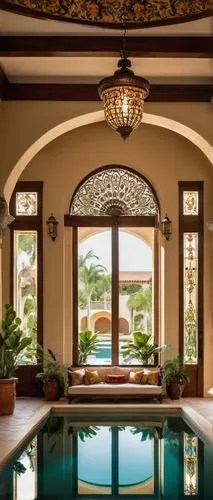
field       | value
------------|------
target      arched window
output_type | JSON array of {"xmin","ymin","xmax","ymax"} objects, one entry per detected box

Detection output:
[
  {"xmin": 65, "ymin": 166, "xmax": 160, "ymax": 366},
  {"xmin": 70, "ymin": 166, "xmax": 159, "ymax": 217}
]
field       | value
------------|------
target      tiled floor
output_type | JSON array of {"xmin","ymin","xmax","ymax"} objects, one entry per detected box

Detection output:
[
  {"xmin": 0, "ymin": 399, "xmax": 50, "ymax": 470},
  {"xmin": 0, "ymin": 396, "xmax": 213, "ymax": 469},
  {"xmin": 0, "ymin": 398, "xmax": 44, "ymax": 439}
]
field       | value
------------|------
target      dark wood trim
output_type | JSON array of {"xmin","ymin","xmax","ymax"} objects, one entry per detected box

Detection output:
[
  {"xmin": 65, "ymin": 215, "xmax": 157, "ymax": 228},
  {"xmin": 72, "ymin": 226, "xmax": 78, "ymax": 366},
  {"xmin": 1, "ymin": 36, "xmax": 213, "ymax": 58},
  {"xmin": 9, "ymin": 181, "xmax": 43, "ymax": 396},
  {"xmin": 0, "ymin": 3, "xmax": 211, "ymax": 30},
  {"xmin": 111, "ymin": 427, "xmax": 119, "ymax": 496},
  {"xmin": 112, "ymin": 227, "xmax": 119, "ymax": 366},
  {"xmin": 3, "ymin": 83, "xmax": 213, "ymax": 103},
  {"xmin": 72, "ymin": 435, "xmax": 78, "ymax": 498},
  {"xmin": 179, "ymin": 181, "xmax": 204, "ymax": 397},
  {"xmin": 154, "ymin": 229, "xmax": 159, "ymax": 365},
  {"xmin": 0, "ymin": 64, "xmax": 9, "ymax": 99},
  {"xmin": 154, "ymin": 439, "xmax": 159, "ymax": 496}
]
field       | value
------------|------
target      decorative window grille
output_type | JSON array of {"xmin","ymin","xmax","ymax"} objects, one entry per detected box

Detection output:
[{"xmin": 70, "ymin": 167, "xmax": 159, "ymax": 217}]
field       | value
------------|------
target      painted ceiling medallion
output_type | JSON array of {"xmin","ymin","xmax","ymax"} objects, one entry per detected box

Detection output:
[{"xmin": 2, "ymin": 1, "xmax": 209, "ymax": 28}]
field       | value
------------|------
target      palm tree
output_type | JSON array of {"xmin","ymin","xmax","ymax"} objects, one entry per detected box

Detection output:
[
  {"xmin": 79, "ymin": 262, "xmax": 106, "ymax": 328},
  {"xmin": 127, "ymin": 288, "xmax": 152, "ymax": 333},
  {"xmin": 96, "ymin": 274, "xmax": 112, "ymax": 309},
  {"xmin": 78, "ymin": 250, "xmax": 99, "ymax": 270}
]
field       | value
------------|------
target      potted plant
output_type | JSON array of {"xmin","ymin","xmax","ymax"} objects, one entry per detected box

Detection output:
[
  {"xmin": 0, "ymin": 304, "xmax": 33, "ymax": 415},
  {"xmin": 121, "ymin": 331, "xmax": 171, "ymax": 365},
  {"xmin": 162, "ymin": 357, "xmax": 190, "ymax": 400},
  {"xmin": 78, "ymin": 330, "xmax": 100, "ymax": 365},
  {"xmin": 36, "ymin": 346, "xmax": 68, "ymax": 401}
]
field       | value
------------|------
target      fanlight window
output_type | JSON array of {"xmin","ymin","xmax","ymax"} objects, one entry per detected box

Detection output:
[{"xmin": 70, "ymin": 168, "xmax": 159, "ymax": 217}]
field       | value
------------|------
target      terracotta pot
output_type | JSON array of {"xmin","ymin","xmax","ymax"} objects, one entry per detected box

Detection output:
[
  {"xmin": 43, "ymin": 378, "xmax": 60, "ymax": 401},
  {"xmin": 0, "ymin": 378, "xmax": 18, "ymax": 415},
  {"xmin": 166, "ymin": 380, "xmax": 184, "ymax": 400}
]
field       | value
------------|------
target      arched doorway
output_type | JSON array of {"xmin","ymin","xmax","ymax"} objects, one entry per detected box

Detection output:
[
  {"xmin": 65, "ymin": 165, "xmax": 160, "ymax": 366},
  {"xmin": 95, "ymin": 317, "xmax": 111, "ymax": 334},
  {"xmin": 119, "ymin": 318, "xmax": 129, "ymax": 335}
]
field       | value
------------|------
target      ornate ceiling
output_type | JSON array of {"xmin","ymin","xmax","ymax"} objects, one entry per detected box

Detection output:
[{"xmin": 1, "ymin": 1, "xmax": 210, "ymax": 28}]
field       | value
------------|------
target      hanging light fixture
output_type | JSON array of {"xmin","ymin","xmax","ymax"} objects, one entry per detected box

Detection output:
[{"xmin": 98, "ymin": 31, "xmax": 150, "ymax": 140}]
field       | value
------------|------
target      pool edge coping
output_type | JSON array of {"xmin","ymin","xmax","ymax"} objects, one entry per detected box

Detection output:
[{"xmin": 0, "ymin": 402, "xmax": 212, "ymax": 471}]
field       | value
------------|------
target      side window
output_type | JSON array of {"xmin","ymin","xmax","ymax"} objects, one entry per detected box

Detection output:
[{"xmin": 10, "ymin": 182, "xmax": 43, "ymax": 363}]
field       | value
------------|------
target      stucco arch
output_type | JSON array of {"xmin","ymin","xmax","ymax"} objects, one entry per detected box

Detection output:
[{"xmin": 4, "ymin": 110, "xmax": 213, "ymax": 203}]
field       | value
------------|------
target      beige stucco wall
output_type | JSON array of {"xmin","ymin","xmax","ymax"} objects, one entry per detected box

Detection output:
[
  {"xmin": 0, "ymin": 101, "xmax": 212, "ymax": 201},
  {"xmin": 2, "ymin": 117, "xmax": 213, "ymax": 395}
]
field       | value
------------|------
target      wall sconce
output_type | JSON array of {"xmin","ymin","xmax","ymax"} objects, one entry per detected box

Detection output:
[
  {"xmin": 46, "ymin": 213, "xmax": 58, "ymax": 241},
  {"xmin": 161, "ymin": 214, "xmax": 172, "ymax": 241}
]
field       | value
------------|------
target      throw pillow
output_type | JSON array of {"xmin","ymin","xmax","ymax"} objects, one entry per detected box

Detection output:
[
  {"xmin": 105, "ymin": 374, "xmax": 126, "ymax": 384},
  {"xmin": 128, "ymin": 370, "xmax": 144, "ymax": 384},
  {"xmin": 84, "ymin": 369, "xmax": 102, "ymax": 385},
  {"xmin": 70, "ymin": 368, "xmax": 85, "ymax": 386},
  {"xmin": 143, "ymin": 369, "xmax": 159, "ymax": 386}
]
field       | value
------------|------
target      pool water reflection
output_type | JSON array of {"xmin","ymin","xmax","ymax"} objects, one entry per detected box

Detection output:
[{"xmin": 0, "ymin": 414, "xmax": 213, "ymax": 499}]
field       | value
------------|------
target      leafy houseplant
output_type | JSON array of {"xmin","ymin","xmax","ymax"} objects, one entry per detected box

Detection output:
[
  {"xmin": 121, "ymin": 332, "xmax": 171, "ymax": 365},
  {"xmin": 36, "ymin": 346, "xmax": 68, "ymax": 401},
  {"xmin": 162, "ymin": 357, "xmax": 190, "ymax": 400},
  {"xmin": 78, "ymin": 330, "xmax": 100, "ymax": 365},
  {"xmin": 0, "ymin": 304, "xmax": 33, "ymax": 415}
]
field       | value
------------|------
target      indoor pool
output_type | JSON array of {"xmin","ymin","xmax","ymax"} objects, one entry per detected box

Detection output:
[{"xmin": 0, "ymin": 413, "xmax": 213, "ymax": 499}]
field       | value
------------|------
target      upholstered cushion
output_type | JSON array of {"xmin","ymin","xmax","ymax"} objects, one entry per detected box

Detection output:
[
  {"xmin": 143, "ymin": 369, "xmax": 159, "ymax": 385},
  {"xmin": 128, "ymin": 370, "xmax": 144, "ymax": 384},
  {"xmin": 68, "ymin": 383, "xmax": 162, "ymax": 396},
  {"xmin": 69, "ymin": 366, "xmax": 160, "ymax": 386},
  {"xmin": 105, "ymin": 374, "xmax": 126, "ymax": 384},
  {"xmin": 70, "ymin": 368, "xmax": 85, "ymax": 386},
  {"xmin": 84, "ymin": 369, "xmax": 102, "ymax": 385},
  {"xmin": 71, "ymin": 366, "xmax": 118, "ymax": 383}
]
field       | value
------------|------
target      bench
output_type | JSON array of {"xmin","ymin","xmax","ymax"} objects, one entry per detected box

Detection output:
[{"xmin": 68, "ymin": 366, "xmax": 163, "ymax": 403}]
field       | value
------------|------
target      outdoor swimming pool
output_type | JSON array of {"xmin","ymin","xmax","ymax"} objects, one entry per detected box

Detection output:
[{"xmin": 0, "ymin": 412, "xmax": 213, "ymax": 499}]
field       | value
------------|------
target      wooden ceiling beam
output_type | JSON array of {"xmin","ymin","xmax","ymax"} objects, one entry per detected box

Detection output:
[
  {"xmin": 0, "ymin": 36, "xmax": 212, "ymax": 58},
  {"xmin": 3, "ymin": 83, "xmax": 213, "ymax": 102}
]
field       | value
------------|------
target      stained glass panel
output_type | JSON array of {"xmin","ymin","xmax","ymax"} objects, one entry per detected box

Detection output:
[
  {"xmin": 16, "ymin": 192, "xmax": 38, "ymax": 216},
  {"xmin": 14, "ymin": 231, "xmax": 37, "ymax": 363},
  {"xmin": 183, "ymin": 192, "xmax": 199, "ymax": 216},
  {"xmin": 184, "ymin": 233, "xmax": 198, "ymax": 364},
  {"xmin": 184, "ymin": 433, "xmax": 198, "ymax": 496},
  {"xmin": 70, "ymin": 168, "xmax": 158, "ymax": 217}
]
